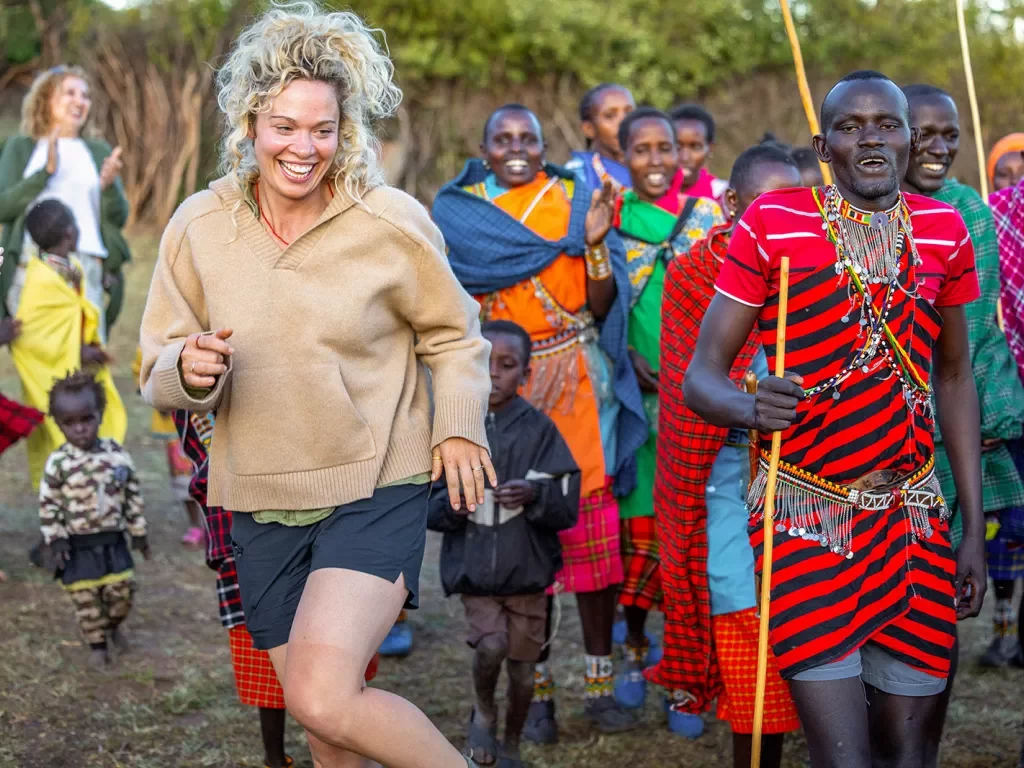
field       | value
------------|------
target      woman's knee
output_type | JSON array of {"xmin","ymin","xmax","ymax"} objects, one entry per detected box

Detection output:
[{"xmin": 284, "ymin": 670, "xmax": 362, "ymax": 748}]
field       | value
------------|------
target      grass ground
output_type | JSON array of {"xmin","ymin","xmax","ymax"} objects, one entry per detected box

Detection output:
[{"xmin": 0, "ymin": 235, "xmax": 1021, "ymax": 767}]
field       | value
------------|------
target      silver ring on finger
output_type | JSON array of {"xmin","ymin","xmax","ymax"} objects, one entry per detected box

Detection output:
[
  {"xmin": 472, "ymin": 466, "xmax": 484, "ymax": 472},
  {"xmin": 190, "ymin": 361, "xmax": 197, "ymax": 374}
]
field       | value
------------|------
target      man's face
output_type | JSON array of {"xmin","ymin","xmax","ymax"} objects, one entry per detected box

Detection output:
[
  {"xmin": 814, "ymin": 79, "xmax": 915, "ymax": 207},
  {"xmin": 904, "ymin": 95, "xmax": 959, "ymax": 194}
]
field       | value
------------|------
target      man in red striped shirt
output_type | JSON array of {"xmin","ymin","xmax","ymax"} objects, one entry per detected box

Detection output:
[{"xmin": 684, "ymin": 71, "xmax": 985, "ymax": 768}]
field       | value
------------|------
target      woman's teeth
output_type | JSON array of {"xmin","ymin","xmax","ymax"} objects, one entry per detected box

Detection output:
[
  {"xmin": 280, "ymin": 161, "xmax": 315, "ymax": 180},
  {"xmin": 647, "ymin": 173, "xmax": 666, "ymax": 185},
  {"xmin": 922, "ymin": 162, "xmax": 946, "ymax": 172},
  {"xmin": 505, "ymin": 160, "xmax": 528, "ymax": 172}
]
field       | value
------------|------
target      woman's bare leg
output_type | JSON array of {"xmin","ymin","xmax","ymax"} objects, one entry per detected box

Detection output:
[{"xmin": 271, "ymin": 568, "xmax": 467, "ymax": 768}]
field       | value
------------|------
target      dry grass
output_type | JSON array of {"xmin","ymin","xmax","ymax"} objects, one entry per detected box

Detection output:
[{"xmin": 0, "ymin": 236, "xmax": 1021, "ymax": 767}]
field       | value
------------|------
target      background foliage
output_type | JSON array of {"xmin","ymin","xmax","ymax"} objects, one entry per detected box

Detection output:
[{"xmin": 1, "ymin": 0, "xmax": 1022, "ymax": 224}]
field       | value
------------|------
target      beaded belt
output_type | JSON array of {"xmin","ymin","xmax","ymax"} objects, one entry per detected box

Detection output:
[{"xmin": 746, "ymin": 454, "xmax": 947, "ymax": 559}]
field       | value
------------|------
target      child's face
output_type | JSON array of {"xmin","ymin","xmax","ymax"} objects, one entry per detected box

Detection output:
[
  {"xmin": 486, "ymin": 333, "xmax": 529, "ymax": 411},
  {"xmin": 52, "ymin": 390, "xmax": 102, "ymax": 451}
]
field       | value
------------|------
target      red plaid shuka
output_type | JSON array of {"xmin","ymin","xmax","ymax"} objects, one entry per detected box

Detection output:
[
  {"xmin": 0, "ymin": 393, "xmax": 43, "ymax": 456},
  {"xmin": 644, "ymin": 225, "xmax": 760, "ymax": 711},
  {"xmin": 171, "ymin": 410, "xmax": 244, "ymax": 628},
  {"xmin": 619, "ymin": 515, "xmax": 662, "ymax": 610}
]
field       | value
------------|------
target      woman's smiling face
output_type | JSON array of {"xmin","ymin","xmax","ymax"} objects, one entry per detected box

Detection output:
[
  {"xmin": 482, "ymin": 108, "xmax": 545, "ymax": 189},
  {"xmin": 51, "ymin": 76, "xmax": 91, "ymax": 136},
  {"xmin": 252, "ymin": 79, "xmax": 340, "ymax": 201}
]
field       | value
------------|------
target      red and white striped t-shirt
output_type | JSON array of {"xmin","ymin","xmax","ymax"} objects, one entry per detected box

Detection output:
[{"xmin": 715, "ymin": 186, "xmax": 979, "ymax": 483}]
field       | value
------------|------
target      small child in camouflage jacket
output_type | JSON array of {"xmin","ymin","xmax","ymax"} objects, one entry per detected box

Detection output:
[{"xmin": 40, "ymin": 371, "xmax": 150, "ymax": 666}]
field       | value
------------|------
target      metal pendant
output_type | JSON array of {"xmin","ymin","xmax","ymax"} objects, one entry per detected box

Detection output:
[{"xmin": 869, "ymin": 211, "xmax": 889, "ymax": 231}]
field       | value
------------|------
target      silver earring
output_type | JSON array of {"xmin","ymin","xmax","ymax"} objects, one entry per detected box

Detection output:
[{"xmin": 482, "ymin": 160, "xmax": 491, "ymax": 170}]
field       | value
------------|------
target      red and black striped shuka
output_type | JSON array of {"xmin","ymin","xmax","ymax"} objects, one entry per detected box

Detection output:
[{"xmin": 716, "ymin": 187, "xmax": 978, "ymax": 679}]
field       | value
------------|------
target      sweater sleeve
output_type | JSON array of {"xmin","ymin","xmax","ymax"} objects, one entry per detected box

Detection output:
[
  {"xmin": 139, "ymin": 206, "xmax": 231, "ymax": 413},
  {"xmin": 399, "ymin": 204, "xmax": 491, "ymax": 451},
  {"xmin": 0, "ymin": 137, "xmax": 51, "ymax": 223}
]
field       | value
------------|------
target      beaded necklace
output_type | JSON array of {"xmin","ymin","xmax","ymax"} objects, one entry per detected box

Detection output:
[{"xmin": 807, "ymin": 185, "xmax": 930, "ymax": 412}]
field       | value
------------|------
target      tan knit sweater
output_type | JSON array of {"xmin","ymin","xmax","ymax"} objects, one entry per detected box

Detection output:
[{"xmin": 140, "ymin": 176, "xmax": 490, "ymax": 512}]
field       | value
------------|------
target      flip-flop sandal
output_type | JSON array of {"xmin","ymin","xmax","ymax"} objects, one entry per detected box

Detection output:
[
  {"xmin": 265, "ymin": 755, "xmax": 294, "ymax": 768},
  {"xmin": 467, "ymin": 710, "xmax": 498, "ymax": 766}
]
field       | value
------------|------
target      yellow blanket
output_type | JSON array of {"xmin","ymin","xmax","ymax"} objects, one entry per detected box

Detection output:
[{"xmin": 11, "ymin": 258, "xmax": 126, "ymax": 487}]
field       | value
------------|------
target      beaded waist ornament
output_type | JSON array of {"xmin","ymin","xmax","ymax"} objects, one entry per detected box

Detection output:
[{"xmin": 747, "ymin": 454, "xmax": 947, "ymax": 559}]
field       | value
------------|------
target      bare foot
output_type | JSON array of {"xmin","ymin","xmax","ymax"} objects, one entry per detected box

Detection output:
[{"xmin": 88, "ymin": 648, "xmax": 110, "ymax": 668}]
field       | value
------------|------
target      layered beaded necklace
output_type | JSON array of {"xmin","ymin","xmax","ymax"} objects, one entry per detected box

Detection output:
[{"xmin": 807, "ymin": 185, "xmax": 931, "ymax": 413}]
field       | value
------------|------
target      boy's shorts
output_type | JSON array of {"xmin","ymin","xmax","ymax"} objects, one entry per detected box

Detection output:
[
  {"xmin": 462, "ymin": 593, "xmax": 548, "ymax": 663},
  {"xmin": 713, "ymin": 607, "xmax": 801, "ymax": 735},
  {"xmin": 790, "ymin": 640, "xmax": 947, "ymax": 696}
]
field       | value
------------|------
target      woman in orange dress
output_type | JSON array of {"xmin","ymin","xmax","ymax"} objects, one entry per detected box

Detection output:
[{"xmin": 434, "ymin": 104, "xmax": 647, "ymax": 740}]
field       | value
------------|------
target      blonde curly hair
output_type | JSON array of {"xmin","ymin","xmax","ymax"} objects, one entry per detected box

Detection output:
[
  {"xmin": 20, "ymin": 65, "xmax": 91, "ymax": 139},
  {"xmin": 217, "ymin": 1, "xmax": 402, "ymax": 206}
]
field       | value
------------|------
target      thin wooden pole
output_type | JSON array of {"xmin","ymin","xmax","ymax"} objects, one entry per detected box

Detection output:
[
  {"xmin": 778, "ymin": 0, "xmax": 832, "ymax": 185},
  {"xmin": 750, "ymin": 257, "xmax": 791, "ymax": 768},
  {"xmin": 955, "ymin": 0, "xmax": 989, "ymax": 200}
]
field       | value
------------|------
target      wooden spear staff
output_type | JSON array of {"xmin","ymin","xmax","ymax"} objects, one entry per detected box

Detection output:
[
  {"xmin": 954, "ymin": 0, "xmax": 1005, "ymax": 330},
  {"xmin": 955, "ymin": 0, "xmax": 989, "ymax": 201},
  {"xmin": 750, "ymin": 257, "xmax": 791, "ymax": 768},
  {"xmin": 779, "ymin": 0, "xmax": 832, "ymax": 186}
]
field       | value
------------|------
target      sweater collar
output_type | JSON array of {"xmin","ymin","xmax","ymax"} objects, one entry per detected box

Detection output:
[{"xmin": 208, "ymin": 175, "xmax": 362, "ymax": 270}]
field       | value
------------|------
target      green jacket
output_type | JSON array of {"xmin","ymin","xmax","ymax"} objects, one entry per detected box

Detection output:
[
  {"xmin": 0, "ymin": 135, "xmax": 131, "ymax": 326},
  {"xmin": 930, "ymin": 179, "xmax": 1024, "ymax": 544}
]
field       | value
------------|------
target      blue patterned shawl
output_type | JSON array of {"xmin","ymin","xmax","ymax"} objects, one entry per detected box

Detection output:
[{"xmin": 432, "ymin": 159, "xmax": 646, "ymax": 495}]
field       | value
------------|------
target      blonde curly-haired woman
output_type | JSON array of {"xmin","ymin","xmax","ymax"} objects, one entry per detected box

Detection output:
[
  {"xmin": 140, "ymin": 4, "xmax": 494, "ymax": 766},
  {"xmin": 0, "ymin": 65, "xmax": 129, "ymax": 341}
]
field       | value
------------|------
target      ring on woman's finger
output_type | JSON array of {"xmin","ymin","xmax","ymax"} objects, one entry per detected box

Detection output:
[
  {"xmin": 190, "ymin": 361, "xmax": 197, "ymax": 373},
  {"xmin": 472, "ymin": 466, "xmax": 484, "ymax": 472}
]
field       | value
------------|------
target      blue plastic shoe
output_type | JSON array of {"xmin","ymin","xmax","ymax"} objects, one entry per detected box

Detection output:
[
  {"xmin": 665, "ymin": 701, "xmax": 705, "ymax": 739},
  {"xmin": 613, "ymin": 666, "xmax": 647, "ymax": 709},
  {"xmin": 645, "ymin": 641, "xmax": 663, "ymax": 667},
  {"xmin": 612, "ymin": 619, "xmax": 628, "ymax": 646},
  {"xmin": 379, "ymin": 620, "xmax": 413, "ymax": 657}
]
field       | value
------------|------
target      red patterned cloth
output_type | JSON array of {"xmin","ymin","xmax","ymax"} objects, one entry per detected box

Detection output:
[
  {"xmin": 992, "ymin": 178, "xmax": 1024, "ymax": 384},
  {"xmin": 713, "ymin": 607, "xmax": 800, "ymax": 735},
  {"xmin": 551, "ymin": 485, "xmax": 623, "ymax": 594},
  {"xmin": 0, "ymin": 393, "xmax": 43, "ymax": 455},
  {"xmin": 229, "ymin": 624, "xmax": 286, "ymax": 708},
  {"xmin": 645, "ymin": 224, "xmax": 759, "ymax": 711},
  {"xmin": 619, "ymin": 515, "xmax": 662, "ymax": 610}
]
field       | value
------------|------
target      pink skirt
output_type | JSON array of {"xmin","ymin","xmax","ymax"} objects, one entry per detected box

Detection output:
[{"xmin": 551, "ymin": 485, "xmax": 624, "ymax": 594}]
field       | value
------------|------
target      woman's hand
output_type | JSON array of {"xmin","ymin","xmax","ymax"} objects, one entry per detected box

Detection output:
[
  {"xmin": 630, "ymin": 349, "xmax": 659, "ymax": 393},
  {"xmin": 46, "ymin": 128, "xmax": 60, "ymax": 175},
  {"xmin": 99, "ymin": 147, "xmax": 123, "ymax": 191},
  {"xmin": 180, "ymin": 328, "xmax": 234, "ymax": 389},
  {"xmin": 584, "ymin": 180, "xmax": 616, "ymax": 246},
  {"xmin": 431, "ymin": 437, "xmax": 497, "ymax": 513}
]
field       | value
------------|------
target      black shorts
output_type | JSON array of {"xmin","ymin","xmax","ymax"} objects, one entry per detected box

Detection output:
[{"xmin": 231, "ymin": 483, "xmax": 429, "ymax": 650}]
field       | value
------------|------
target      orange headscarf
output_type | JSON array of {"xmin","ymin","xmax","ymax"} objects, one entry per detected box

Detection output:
[{"xmin": 987, "ymin": 133, "xmax": 1024, "ymax": 186}]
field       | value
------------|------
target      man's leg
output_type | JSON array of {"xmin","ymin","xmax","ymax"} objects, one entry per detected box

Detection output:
[
  {"xmin": 502, "ymin": 661, "xmax": 534, "ymax": 760},
  {"xmin": 922, "ymin": 632, "xmax": 958, "ymax": 768},
  {"xmin": 981, "ymin": 579, "xmax": 1018, "ymax": 667},
  {"xmin": 866, "ymin": 686, "xmax": 942, "ymax": 768},
  {"xmin": 788, "ymin": 677, "xmax": 871, "ymax": 768},
  {"xmin": 732, "ymin": 733, "xmax": 784, "ymax": 768},
  {"xmin": 523, "ymin": 595, "xmax": 558, "ymax": 745}
]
